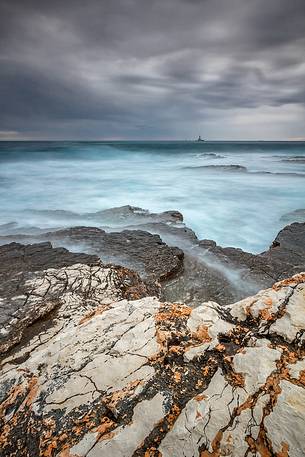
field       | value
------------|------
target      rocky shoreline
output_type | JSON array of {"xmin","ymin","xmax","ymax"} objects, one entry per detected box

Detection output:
[
  {"xmin": 1, "ymin": 205, "xmax": 305, "ymax": 305},
  {"xmin": 0, "ymin": 206, "xmax": 305, "ymax": 456}
]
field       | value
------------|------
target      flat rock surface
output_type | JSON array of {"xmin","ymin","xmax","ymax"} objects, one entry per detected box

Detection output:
[{"xmin": 0, "ymin": 261, "xmax": 304, "ymax": 456}]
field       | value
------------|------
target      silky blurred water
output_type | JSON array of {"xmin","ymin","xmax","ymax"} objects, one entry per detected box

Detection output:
[{"xmin": 0, "ymin": 141, "xmax": 305, "ymax": 253}]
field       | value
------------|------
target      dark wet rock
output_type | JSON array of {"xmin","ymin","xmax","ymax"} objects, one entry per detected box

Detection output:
[
  {"xmin": 0, "ymin": 241, "xmax": 99, "ymax": 281},
  {"xmin": 181, "ymin": 222, "xmax": 305, "ymax": 303},
  {"xmin": 260, "ymin": 222, "xmax": 305, "ymax": 279},
  {"xmin": 281, "ymin": 157, "xmax": 305, "ymax": 163},
  {"xmin": 251, "ymin": 171, "xmax": 305, "ymax": 177},
  {"xmin": 86, "ymin": 206, "xmax": 184, "ymax": 225},
  {"xmin": 43, "ymin": 227, "xmax": 184, "ymax": 283},
  {"xmin": 161, "ymin": 253, "xmax": 248, "ymax": 306},
  {"xmin": 199, "ymin": 239, "xmax": 217, "ymax": 249},
  {"xmin": 183, "ymin": 164, "xmax": 247, "ymax": 172},
  {"xmin": 26, "ymin": 205, "xmax": 184, "ymax": 226},
  {"xmin": 182, "ymin": 166, "xmax": 305, "ymax": 177},
  {"xmin": 127, "ymin": 221, "xmax": 198, "ymax": 245},
  {"xmin": 0, "ymin": 207, "xmax": 304, "ymax": 307},
  {"xmin": 0, "ymin": 227, "xmax": 184, "ymax": 287}
]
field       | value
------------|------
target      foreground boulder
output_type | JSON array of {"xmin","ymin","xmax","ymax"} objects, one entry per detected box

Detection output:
[{"xmin": 0, "ymin": 261, "xmax": 304, "ymax": 456}]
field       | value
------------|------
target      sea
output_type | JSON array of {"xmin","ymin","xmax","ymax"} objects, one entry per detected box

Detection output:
[{"xmin": 0, "ymin": 141, "xmax": 305, "ymax": 253}]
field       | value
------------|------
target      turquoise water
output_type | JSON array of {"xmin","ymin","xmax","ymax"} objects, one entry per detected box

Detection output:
[{"xmin": 0, "ymin": 141, "xmax": 305, "ymax": 253}]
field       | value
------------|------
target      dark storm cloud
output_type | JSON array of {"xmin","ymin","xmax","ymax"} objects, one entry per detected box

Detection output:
[{"xmin": 0, "ymin": 0, "xmax": 305, "ymax": 139}]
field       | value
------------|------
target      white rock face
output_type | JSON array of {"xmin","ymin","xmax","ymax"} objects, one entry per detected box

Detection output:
[
  {"xmin": 265, "ymin": 381, "xmax": 305, "ymax": 456},
  {"xmin": 233, "ymin": 341, "xmax": 282, "ymax": 395},
  {"xmin": 0, "ymin": 267, "xmax": 305, "ymax": 457}
]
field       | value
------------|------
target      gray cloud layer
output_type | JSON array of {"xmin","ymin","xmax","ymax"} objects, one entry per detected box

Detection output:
[{"xmin": 1, "ymin": 0, "xmax": 305, "ymax": 139}]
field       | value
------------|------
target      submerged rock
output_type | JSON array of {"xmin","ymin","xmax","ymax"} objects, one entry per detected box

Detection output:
[
  {"xmin": 183, "ymin": 164, "xmax": 247, "ymax": 172},
  {"xmin": 24, "ymin": 205, "xmax": 184, "ymax": 227},
  {"xmin": 281, "ymin": 208, "xmax": 305, "ymax": 223},
  {"xmin": 281, "ymin": 157, "xmax": 305, "ymax": 163},
  {"xmin": 0, "ymin": 260, "xmax": 304, "ymax": 456}
]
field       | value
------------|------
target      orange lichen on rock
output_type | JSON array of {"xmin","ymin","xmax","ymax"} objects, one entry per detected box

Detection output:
[
  {"xmin": 166, "ymin": 404, "xmax": 181, "ymax": 429},
  {"xmin": 215, "ymin": 343, "xmax": 225, "ymax": 352},
  {"xmin": 144, "ymin": 448, "xmax": 162, "ymax": 456},
  {"xmin": 0, "ymin": 376, "xmax": 40, "ymax": 450},
  {"xmin": 200, "ymin": 430, "xmax": 223, "ymax": 456},
  {"xmin": 196, "ymin": 379, "xmax": 204, "ymax": 389},
  {"xmin": 0, "ymin": 382, "xmax": 24, "ymax": 417},
  {"xmin": 106, "ymin": 379, "xmax": 142, "ymax": 411},
  {"xmin": 192, "ymin": 325, "xmax": 212, "ymax": 343},
  {"xmin": 21, "ymin": 376, "xmax": 39, "ymax": 407},
  {"xmin": 195, "ymin": 394, "xmax": 207, "ymax": 402},
  {"xmin": 272, "ymin": 272, "xmax": 305, "ymax": 291},
  {"xmin": 245, "ymin": 433, "xmax": 273, "ymax": 457},
  {"xmin": 277, "ymin": 442, "xmax": 290, "ymax": 457},
  {"xmin": 299, "ymin": 370, "xmax": 305, "ymax": 385},
  {"xmin": 155, "ymin": 303, "xmax": 192, "ymax": 322},
  {"xmin": 173, "ymin": 371, "xmax": 182, "ymax": 383},
  {"xmin": 78, "ymin": 303, "xmax": 110, "ymax": 325},
  {"xmin": 228, "ymin": 371, "xmax": 245, "ymax": 387},
  {"xmin": 259, "ymin": 308, "xmax": 273, "ymax": 321},
  {"xmin": 258, "ymin": 297, "xmax": 274, "ymax": 320},
  {"xmin": 94, "ymin": 417, "xmax": 116, "ymax": 438},
  {"xmin": 202, "ymin": 366, "xmax": 210, "ymax": 376},
  {"xmin": 57, "ymin": 449, "xmax": 80, "ymax": 457}
]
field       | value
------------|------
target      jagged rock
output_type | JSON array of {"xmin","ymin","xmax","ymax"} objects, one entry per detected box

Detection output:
[
  {"xmin": 0, "ymin": 241, "xmax": 99, "ymax": 279},
  {"xmin": 1, "ymin": 208, "xmax": 305, "ymax": 307},
  {"xmin": 0, "ymin": 264, "xmax": 304, "ymax": 456},
  {"xmin": 163, "ymin": 222, "xmax": 305, "ymax": 306},
  {"xmin": 41, "ymin": 227, "xmax": 184, "ymax": 283},
  {"xmin": 0, "ymin": 227, "xmax": 184, "ymax": 287},
  {"xmin": 200, "ymin": 222, "xmax": 305, "ymax": 285},
  {"xmin": 0, "ymin": 242, "xmax": 151, "ymax": 356},
  {"xmin": 260, "ymin": 222, "xmax": 305, "ymax": 277}
]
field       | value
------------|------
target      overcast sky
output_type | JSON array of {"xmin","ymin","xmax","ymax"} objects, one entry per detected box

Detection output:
[{"xmin": 1, "ymin": 0, "xmax": 305, "ymax": 140}]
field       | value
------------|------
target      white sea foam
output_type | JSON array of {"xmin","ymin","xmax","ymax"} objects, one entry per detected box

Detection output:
[{"xmin": 0, "ymin": 141, "xmax": 305, "ymax": 253}]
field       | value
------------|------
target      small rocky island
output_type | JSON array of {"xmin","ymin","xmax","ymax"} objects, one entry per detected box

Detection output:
[{"xmin": 0, "ymin": 206, "xmax": 305, "ymax": 456}]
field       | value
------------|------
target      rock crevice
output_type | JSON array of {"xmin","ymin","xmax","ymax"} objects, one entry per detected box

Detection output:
[{"xmin": 0, "ymin": 253, "xmax": 304, "ymax": 456}]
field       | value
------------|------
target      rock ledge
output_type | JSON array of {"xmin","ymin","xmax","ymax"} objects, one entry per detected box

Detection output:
[{"xmin": 0, "ymin": 261, "xmax": 304, "ymax": 456}]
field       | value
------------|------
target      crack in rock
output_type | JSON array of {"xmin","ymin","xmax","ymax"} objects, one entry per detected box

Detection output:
[{"xmin": 0, "ymin": 265, "xmax": 304, "ymax": 457}]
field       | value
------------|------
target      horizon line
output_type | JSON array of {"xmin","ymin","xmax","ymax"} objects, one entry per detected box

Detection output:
[{"xmin": 1, "ymin": 139, "xmax": 305, "ymax": 142}]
